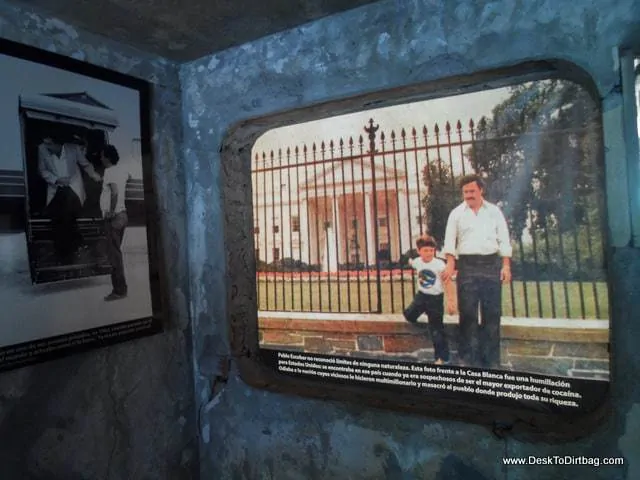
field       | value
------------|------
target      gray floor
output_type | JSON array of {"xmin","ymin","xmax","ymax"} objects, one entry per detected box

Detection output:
[{"xmin": 0, "ymin": 227, "xmax": 152, "ymax": 348}]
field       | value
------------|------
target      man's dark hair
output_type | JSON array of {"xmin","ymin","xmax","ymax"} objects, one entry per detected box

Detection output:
[
  {"xmin": 102, "ymin": 144, "xmax": 120, "ymax": 165},
  {"xmin": 459, "ymin": 174, "xmax": 485, "ymax": 191},
  {"xmin": 416, "ymin": 234, "xmax": 437, "ymax": 250}
]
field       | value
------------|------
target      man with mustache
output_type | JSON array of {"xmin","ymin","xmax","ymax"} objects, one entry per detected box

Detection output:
[{"xmin": 441, "ymin": 174, "xmax": 512, "ymax": 369}]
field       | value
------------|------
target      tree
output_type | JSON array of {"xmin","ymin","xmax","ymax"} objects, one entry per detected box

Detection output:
[
  {"xmin": 421, "ymin": 160, "xmax": 461, "ymax": 248},
  {"xmin": 468, "ymin": 79, "xmax": 603, "ymax": 238},
  {"xmin": 466, "ymin": 79, "xmax": 605, "ymax": 280}
]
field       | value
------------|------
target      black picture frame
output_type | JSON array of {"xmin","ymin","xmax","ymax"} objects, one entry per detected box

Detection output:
[
  {"xmin": 0, "ymin": 38, "xmax": 163, "ymax": 372},
  {"xmin": 223, "ymin": 60, "xmax": 613, "ymax": 440}
]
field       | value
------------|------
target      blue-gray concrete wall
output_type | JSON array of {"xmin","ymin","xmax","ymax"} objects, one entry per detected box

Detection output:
[
  {"xmin": 1, "ymin": 0, "xmax": 639, "ymax": 478},
  {"xmin": 180, "ymin": 0, "xmax": 640, "ymax": 478},
  {"xmin": 0, "ymin": 3, "xmax": 197, "ymax": 479}
]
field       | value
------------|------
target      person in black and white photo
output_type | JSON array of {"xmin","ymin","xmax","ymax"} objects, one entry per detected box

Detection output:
[
  {"xmin": 441, "ymin": 174, "xmax": 512, "ymax": 369},
  {"xmin": 38, "ymin": 133, "xmax": 102, "ymax": 263},
  {"xmin": 0, "ymin": 51, "xmax": 156, "ymax": 364},
  {"xmin": 99, "ymin": 144, "xmax": 129, "ymax": 301}
]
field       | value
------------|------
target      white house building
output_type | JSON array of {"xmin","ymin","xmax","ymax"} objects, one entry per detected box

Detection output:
[{"xmin": 252, "ymin": 154, "xmax": 427, "ymax": 270}]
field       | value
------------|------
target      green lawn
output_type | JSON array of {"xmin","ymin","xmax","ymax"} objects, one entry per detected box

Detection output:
[{"xmin": 257, "ymin": 278, "xmax": 609, "ymax": 320}]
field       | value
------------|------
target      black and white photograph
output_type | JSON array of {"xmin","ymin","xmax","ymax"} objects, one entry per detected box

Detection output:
[{"xmin": 0, "ymin": 45, "xmax": 159, "ymax": 370}]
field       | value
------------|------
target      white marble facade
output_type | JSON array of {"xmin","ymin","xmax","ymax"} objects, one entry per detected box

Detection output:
[{"xmin": 252, "ymin": 156, "xmax": 425, "ymax": 270}]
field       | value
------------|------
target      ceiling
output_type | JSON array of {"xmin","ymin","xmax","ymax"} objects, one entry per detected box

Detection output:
[{"xmin": 15, "ymin": 0, "xmax": 379, "ymax": 62}]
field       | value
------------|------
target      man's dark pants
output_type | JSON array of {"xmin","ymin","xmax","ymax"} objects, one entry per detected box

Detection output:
[
  {"xmin": 456, "ymin": 254, "xmax": 502, "ymax": 368},
  {"xmin": 105, "ymin": 211, "xmax": 128, "ymax": 295},
  {"xmin": 403, "ymin": 292, "xmax": 449, "ymax": 362},
  {"xmin": 46, "ymin": 186, "xmax": 83, "ymax": 262}
]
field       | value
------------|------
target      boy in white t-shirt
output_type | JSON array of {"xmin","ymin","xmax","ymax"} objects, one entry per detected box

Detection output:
[{"xmin": 403, "ymin": 235, "xmax": 450, "ymax": 364}]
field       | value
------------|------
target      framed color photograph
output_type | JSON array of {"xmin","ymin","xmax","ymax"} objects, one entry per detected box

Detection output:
[
  {"xmin": 0, "ymin": 40, "xmax": 162, "ymax": 371},
  {"xmin": 245, "ymin": 71, "xmax": 610, "ymax": 422}
]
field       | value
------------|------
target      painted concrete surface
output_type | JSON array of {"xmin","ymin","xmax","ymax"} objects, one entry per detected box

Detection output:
[
  {"xmin": 0, "ymin": 0, "xmax": 639, "ymax": 478},
  {"xmin": 6, "ymin": 0, "xmax": 382, "ymax": 61},
  {"xmin": 0, "ymin": 2, "xmax": 196, "ymax": 479},
  {"xmin": 181, "ymin": 0, "xmax": 640, "ymax": 478}
]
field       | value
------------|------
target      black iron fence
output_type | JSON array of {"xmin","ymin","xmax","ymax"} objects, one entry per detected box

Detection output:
[{"xmin": 251, "ymin": 116, "xmax": 608, "ymax": 320}]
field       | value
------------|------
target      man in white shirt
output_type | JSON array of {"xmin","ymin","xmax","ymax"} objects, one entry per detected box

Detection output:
[
  {"xmin": 442, "ymin": 174, "xmax": 512, "ymax": 369},
  {"xmin": 38, "ymin": 134, "xmax": 102, "ymax": 262},
  {"xmin": 99, "ymin": 144, "xmax": 129, "ymax": 301}
]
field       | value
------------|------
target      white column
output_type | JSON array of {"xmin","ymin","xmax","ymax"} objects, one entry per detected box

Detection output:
[
  {"xmin": 257, "ymin": 215, "xmax": 265, "ymax": 261},
  {"xmin": 364, "ymin": 193, "xmax": 375, "ymax": 265},
  {"xmin": 282, "ymin": 202, "xmax": 290, "ymax": 259},
  {"xmin": 409, "ymin": 188, "xmax": 421, "ymax": 237},
  {"xmin": 333, "ymin": 195, "xmax": 341, "ymax": 268},
  {"xmin": 323, "ymin": 197, "xmax": 338, "ymax": 272},
  {"xmin": 266, "ymin": 205, "xmax": 273, "ymax": 263},
  {"xmin": 397, "ymin": 189, "xmax": 410, "ymax": 255},
  {"xmin": 299, "ymin": 197, "xmax": 309, "ymax": 264},
  {"xmin": 311, "ymin": 200, "xmax": 319, "ymax": 265}
]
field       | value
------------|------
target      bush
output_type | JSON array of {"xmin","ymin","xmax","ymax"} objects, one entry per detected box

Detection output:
[{"xmin": 259, "ymin": 257, "xmax": 322, "ymax": 273}]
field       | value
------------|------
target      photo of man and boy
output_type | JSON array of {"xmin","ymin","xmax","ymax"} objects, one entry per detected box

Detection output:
[
  {"xmin": 255, "ymin": 79, "xmax": 610, "ymax": 388},
  {"xmin": 403, "ymin": 174, "xmax": 512, "ymax": 369}
]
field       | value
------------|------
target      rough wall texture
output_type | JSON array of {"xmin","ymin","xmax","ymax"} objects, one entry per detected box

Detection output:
[
  {"xmin": 6, "ymin": 0, "xmax": 382, "ymax": 61},
  {"xmin": 181, "ymin": 0, "xmax": 640, "ymax": 478},
  {"xmin": 0, "ymin": 2, "xmax": 197, "ymax": 479}
]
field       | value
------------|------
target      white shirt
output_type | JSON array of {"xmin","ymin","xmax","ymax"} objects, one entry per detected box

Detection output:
[
  {"xmin": 50, "ymin": 150, "xmax": 69, "ymax": 178},
  {"xmin": 38, "ymin": 143, "xmax": 94, "ymax": 205},
  {"xmin": 410, "ymin": 257, "xmax": 446, "ymax": 295},
  {"xmin": 100, "ymin": 163, "xmax": 130, "ymax": 216},
  {"xmin": 443, "ymin": 200, "xmax": 513, "ymax": 258}
]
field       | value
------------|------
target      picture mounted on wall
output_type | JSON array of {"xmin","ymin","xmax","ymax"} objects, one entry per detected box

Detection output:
[
  {"xmin": 0, "ymin": 40, "xmax": 162, "ymax": 371},
  {"xmin": 249, "ymin": 74, "xmax": 610, "ymax": 419}
]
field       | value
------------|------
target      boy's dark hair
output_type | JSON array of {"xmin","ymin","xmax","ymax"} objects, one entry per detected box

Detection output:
[
  {"xmin": 459, "ymin": 174, "xmax": 485, "ymax": 191},
  {"xmin": 101, "ymin": 144, "xmax": 120, "ymax": 165},
  {"xmin": 416, "ymin": 234, "xmax": 437, "ymax": 250}
]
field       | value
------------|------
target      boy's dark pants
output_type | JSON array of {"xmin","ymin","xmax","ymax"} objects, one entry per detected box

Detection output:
[
  {"xmin": 105, "ymin": 211, "xmax": 128, "ymax": 295},
  {"xmin": 403, "ymin": 292, "xmax": 449, "ymax": 361}
]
